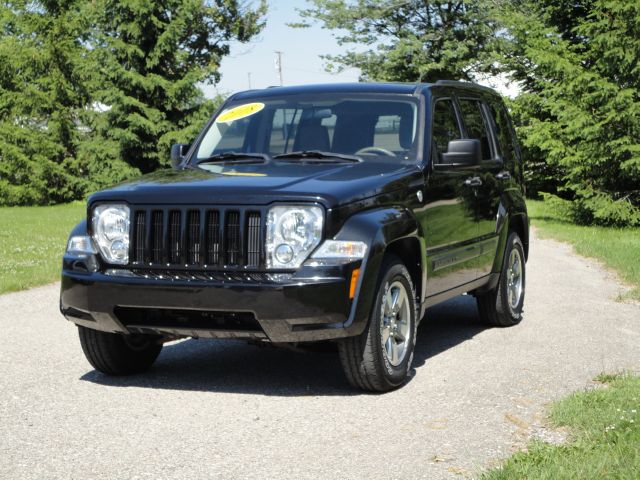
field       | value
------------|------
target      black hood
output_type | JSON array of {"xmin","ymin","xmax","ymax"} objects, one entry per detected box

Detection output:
[{"xmin": 89, "ymin": 160, "xmax": 422, "ymax": 208}]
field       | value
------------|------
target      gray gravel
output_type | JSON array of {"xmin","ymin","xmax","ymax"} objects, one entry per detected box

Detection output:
[{"xmin": 1, "ymin": 230, "xmax": 639, "ymax": 479}]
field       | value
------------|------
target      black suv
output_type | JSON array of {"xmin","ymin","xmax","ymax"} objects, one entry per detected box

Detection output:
[{"xmin": 61, "ymin": 81, "xmax": 528, "ymax": 392}]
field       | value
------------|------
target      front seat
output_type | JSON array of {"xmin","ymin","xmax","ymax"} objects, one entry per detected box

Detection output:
[{"xmin": 293, "ymin": 119, "xmax": 331, "ymax": 151}]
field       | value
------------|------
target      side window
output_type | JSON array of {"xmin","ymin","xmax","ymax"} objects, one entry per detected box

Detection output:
[
  {"xmin": 321, "ymin": 114, "xmax": 337, "ymax": 146},
  {"xmin": 374, "ymin": 115, "xmax": 403, "ymax": 151},
  {"xmin": 458, "ymin": 98, "xmax": 493, "ymax": 161},
  {"xmin": 431, "ymin": 99, "xmax": 461, "ymax": 163},
  {"xmin": 488, "ymin": 101, "xmax": 516, "ymax": 163}
]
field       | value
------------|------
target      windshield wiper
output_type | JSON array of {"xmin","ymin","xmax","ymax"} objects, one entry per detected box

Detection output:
[
  {"xmin": 274, "ymin": 150, "xmax": 362, "ymax": 163},
  {"xmin": 195, "ymin": 152, "xmax": 270, "ymax": 165}
]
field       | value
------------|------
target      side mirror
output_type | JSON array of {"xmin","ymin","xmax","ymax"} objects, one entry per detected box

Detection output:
[
  {"xmin": 437, "ymin": 139, "xmax": 481, "ymax": 168},
  {"xmin": 171, "ymin": 143, "xmax": 190, "ymax": 169}
]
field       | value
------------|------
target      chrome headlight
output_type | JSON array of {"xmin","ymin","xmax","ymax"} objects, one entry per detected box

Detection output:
[
  {"xmin": 266, "ymin": 205, "xmax": 323, "ymax": 269},
  {"xmin": 91, "ymin": 204, "xmax": 130, "ymax": 265}
]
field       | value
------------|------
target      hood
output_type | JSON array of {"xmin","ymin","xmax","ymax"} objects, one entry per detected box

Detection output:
[{"xmin": 89, "ymin": 160, "xmax": 423, "ymax": 208}]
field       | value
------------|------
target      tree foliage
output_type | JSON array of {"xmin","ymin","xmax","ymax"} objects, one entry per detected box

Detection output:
[
  {"xmin": 295, "ymin": 0, "xmax": 497, "ymax": 82},
  {"xmin": 299, "ymin": 0, "xmax": 640, "ymax": 226},
  {"xmin": 91, "ymin": 0, "xmax": 266, "ymax": 173},
  {"xmin": 0, "ymin": 0, "xmax": 94, "ymax": 204},
  {"xmin": 0, "ymin": 0, "xmax": 266, "ymax": 205},
  {"xmin": 499, "ymin": 0, "xmax": 640, "ymax": 226}
]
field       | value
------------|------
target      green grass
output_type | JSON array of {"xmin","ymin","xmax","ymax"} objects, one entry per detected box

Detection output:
[
  {"xmin": 528, "ymin": 199, "xmax": 640, "ymax": 301},
  {"xmin": 0, "ymin": 202, "xmax": 85, "ymax": 294},
  {"xmin": 482, "ymin": 374, "xmax": 640, "ymax": 479}
]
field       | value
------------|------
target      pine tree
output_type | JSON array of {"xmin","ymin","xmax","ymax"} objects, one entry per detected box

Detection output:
[
  {"xmin": 295, "ymin": 0, "xmax": 497, "ymax": 82},
  {"xmin": 1, "ymin": 1, "xmax": 266, "ymax": 205},
  {"xmin": 497, "ymin": 0, "xmax": 640, "ymax": 226},
  {"xmin": 0, "ymin": 0, "xmax": 94, "ymax": 204},
  {"xmin": 90, "ymin": 0, "xmax": 266, "ymax": 174}
]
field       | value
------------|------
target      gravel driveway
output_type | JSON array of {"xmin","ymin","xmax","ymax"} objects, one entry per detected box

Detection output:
[{"xmin": 1, "ymin": 231, "xmax": 639, "ymax": 479}]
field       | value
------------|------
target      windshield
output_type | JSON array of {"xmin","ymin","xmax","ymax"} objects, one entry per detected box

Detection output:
[{"xmin": 194, "ymin": 94, "xmax": 419, "ymax": 163}]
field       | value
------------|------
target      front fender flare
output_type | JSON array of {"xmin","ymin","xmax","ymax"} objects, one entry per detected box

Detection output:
[{"xmin": 332, "ymin": 207, "xmax": 423, "ymax": 337}]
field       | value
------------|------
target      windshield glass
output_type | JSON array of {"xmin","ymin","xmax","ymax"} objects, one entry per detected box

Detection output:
[{"xmin": 194, "ymin": 94, "xmax": 419, "ymax": 163}]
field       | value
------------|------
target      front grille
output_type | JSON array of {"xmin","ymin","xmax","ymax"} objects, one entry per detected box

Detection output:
[{"xmin": 130, "ymin": 206, "xmax": 264, "ymax": 269}]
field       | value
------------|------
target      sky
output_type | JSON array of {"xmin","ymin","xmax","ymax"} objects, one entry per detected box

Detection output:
[
  {"xmin": 203, "ymin": 0, "xmax": 520, "ymax": 98},
  {"xmin": 202, "ymin": 0, "xmax": 361, "ymax": 98}
]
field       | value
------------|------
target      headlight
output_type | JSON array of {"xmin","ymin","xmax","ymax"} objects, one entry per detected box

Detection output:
[
  {"xmin": 266, "ymin": 205, "xmax": 323, "ymax": 269},
  {"xmin": 92, "ymin": 204, "xmax": 130, "ymax": 265}
]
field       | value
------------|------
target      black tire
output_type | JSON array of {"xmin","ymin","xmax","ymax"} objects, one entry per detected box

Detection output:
[
  {"xmin": 477, "ymin": 232, "xmax": 526, "ymax": 327},
  {"xmin": 78, "ymin": 326, "xmax": 162, "ymax": 375},
  {"xmin": 338, "ymin": 256, "xmax": 417, "ymax": 392}
]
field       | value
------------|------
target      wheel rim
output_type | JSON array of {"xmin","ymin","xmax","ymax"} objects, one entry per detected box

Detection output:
[
  {"xmin": 507, "ymin": 248, "xmax": 524, "ymax": 310},
  {"xmin": 380, "ymin": 280, "xmax": 411, "ymax": 367}
]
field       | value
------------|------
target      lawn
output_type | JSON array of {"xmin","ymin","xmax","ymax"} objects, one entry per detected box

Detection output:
[
  {"xmin": 528, "ymin": 199, "xmax": 640, "ymax": 301},
  {"xmin": 0, "ymin": 202, "xmax": 85, "ymax": 294},
  {"xmin": 482, "ymin": 373, "xmax": 640, "ymax": 479}
]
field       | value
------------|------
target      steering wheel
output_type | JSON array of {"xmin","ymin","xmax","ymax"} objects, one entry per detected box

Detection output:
[{"xmin": 355, "ymin": 146, "xmax": 395, "ymax": 157}]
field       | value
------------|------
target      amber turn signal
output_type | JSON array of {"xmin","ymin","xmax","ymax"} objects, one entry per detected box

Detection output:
[{"xmin": 349, "ymin": 268, "xmax": 360, "ymax": 299}]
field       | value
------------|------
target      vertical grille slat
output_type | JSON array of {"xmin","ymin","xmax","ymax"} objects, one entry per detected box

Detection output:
[
  {"xmin": 133, "ymin": 211, "xmax": 146, "ymax": 263},
  {"xmin": 150, "ymin": 210, "xmax": 163, "ymax": 264},
  {"xmin": 129, "ymin": 206, "xmax": 264, "ymax": 270},
  {"xmin": 206, "ymin": 210, "xmax": 220, "ymax": 265},
  {"xmin": 225, "ymin": 211, "xmax": 241, "ymax": 266},
  {"xmin": 187, "ymin": 210, "xmax": 200, "ymax": 265},
  {"xmin": 168, "ymin": 210, "xmax": 181, "ymax": 264},
  {"xmin": 246, "ymin": 212, "xmax": 261, "ymax": 267}
]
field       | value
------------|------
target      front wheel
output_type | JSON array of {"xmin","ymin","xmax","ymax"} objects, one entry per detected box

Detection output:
[
  {"xmin": 338, "ymin": 256, "xmax": 417, "ymax": 392},
  {"xmin": 78, "ymin": 326, "xmax": 163, "ymax": 375},
  {"xmin": 476, "ymin": 232, "xmax": 526, "ymax": 327}
]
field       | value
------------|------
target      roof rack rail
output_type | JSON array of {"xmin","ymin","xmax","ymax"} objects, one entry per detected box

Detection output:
[{"xmin": 434, "ymin": 80, "xmax": 496, "ymax": 92}]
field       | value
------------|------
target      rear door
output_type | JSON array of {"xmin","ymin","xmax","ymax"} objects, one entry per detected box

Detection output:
[{"xmin": 456, "ymin": 96, "xmax": 503, "ymax": 279}]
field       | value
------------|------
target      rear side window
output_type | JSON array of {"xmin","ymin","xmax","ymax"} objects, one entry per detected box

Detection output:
[
  {"xmin": 458, "ymin": 98, "xmax": 493, "ymax": 161},
  {"xmin": 488, "ymin": 100, "xmax": 517, "ymax": 163},
  {"xmin": 431, "ymin": 99, "xmax": 462, "ymax": 163}
]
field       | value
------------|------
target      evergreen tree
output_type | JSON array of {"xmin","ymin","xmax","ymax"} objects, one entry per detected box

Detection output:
[
  {"xmin": 0, "ymin": 0, "xmax": 94, "ymax": 204},
  {"xmin": 295, "ymin": 0, "xmax": 497, "ymax": 82},
  {"xmin": 498, "ymin": 0, "xmax": 640, "ymax": 226},
  {"xmin": 90, "ymin": 0, "xmax": 266, "ymax": 174},
  {"xmin": 0, "ymin": 0, "xmax": 266, "ymax": 205}
]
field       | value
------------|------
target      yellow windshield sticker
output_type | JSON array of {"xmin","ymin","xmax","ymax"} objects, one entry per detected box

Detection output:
[{"xmin": 215, "ymin": 103, "xmax": 265, "ymax": 123}]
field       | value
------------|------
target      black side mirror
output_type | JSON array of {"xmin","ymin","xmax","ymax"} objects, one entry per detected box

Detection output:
[
  {"xmin": 437, "ymin": 139, "xmax": 481, "ymax": 168},
  {"xmin": 171, "ymin": 143, "xmax": 190, "ymax": 169}
]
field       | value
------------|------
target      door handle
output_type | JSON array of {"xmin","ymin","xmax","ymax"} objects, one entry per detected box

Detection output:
[
  {"xmin": 496, "ymin": 171, "xmax": 511, "ymax": 180},
  {"xmin": 464, "ymin": 176, "xmax": 483, "ymax": 187}
]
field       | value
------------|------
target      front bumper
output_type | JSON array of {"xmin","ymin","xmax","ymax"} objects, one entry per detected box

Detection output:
[{"xmin": 60, "ymin": 262, "xmax": 364, "ymax": 343}]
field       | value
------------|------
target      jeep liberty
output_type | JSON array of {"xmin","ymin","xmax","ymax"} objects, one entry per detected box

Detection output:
[{"xmin": 61, "ymin": 82, "xmax": 528, "ymax": 392}]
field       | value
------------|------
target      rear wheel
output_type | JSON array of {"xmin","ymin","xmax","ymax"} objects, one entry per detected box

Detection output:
[
  {"xmin": 338, "ymin": 256, "xmax": 417, "ymax": 392},
  {"xmin": 78, "ymin": 326, "xmax": 162, "ymax": 375},
  {"xmin": 476, "ymin": 232, "xmax": 526, "ymax": 327}
]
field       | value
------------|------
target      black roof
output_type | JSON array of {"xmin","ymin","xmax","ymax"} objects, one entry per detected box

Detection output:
[{"xmin": 232, "ymin": 81, "xmax": 497, "ymax": 101}]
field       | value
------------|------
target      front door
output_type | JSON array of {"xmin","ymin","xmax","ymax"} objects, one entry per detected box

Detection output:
[{"xmin": 420, "ymin": 97, "xmax": 479, "ymax": 295}]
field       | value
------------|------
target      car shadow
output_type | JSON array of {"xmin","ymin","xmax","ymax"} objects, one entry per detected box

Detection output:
[{"xmin": 80, "ymin": 295, "xmax": 488, "ymax": 396}]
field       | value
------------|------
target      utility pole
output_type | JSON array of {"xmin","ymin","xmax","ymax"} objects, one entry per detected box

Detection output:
[
  {"xmin": 247, "ymin": 72, "xmax": 252, "ymax": 89},
  {"xmin": 274, "ymin": 51, "xmax": 284, "ymax": 86}
]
